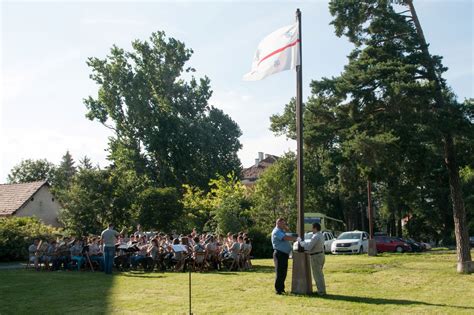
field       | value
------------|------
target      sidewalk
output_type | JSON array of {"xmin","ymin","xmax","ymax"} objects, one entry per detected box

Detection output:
[{"xmin": 0, "ymin": 262, "xmax": 26, "ymax": 270}]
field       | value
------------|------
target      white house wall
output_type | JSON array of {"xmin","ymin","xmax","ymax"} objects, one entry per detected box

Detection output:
[{"xmin": 15, "ymin": 186, "xmax": 61, "ymax": 227}]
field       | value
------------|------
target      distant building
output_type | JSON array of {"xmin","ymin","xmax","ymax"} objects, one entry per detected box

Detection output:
[
  {"xmin": 0, "ymin": 181, "xmax": 62, "ymax": 227},
  {"xmin": 241, "ymin": 152, "xmax": 279, "ymax": 186}
]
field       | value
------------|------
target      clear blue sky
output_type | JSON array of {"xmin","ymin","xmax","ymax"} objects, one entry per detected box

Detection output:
[{"xmin": 1, "ymin": 0, "xmax": 472, "ymax": 181}]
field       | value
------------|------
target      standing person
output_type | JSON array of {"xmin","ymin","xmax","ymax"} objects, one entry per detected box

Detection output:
[
  {"xmin": 101, "ymin": 224, "xmax": 123, "ymax": 275},
  {"xmin": 300, "ymin": 222, "xmax": 326, "ymax": 295},
  {"xmin": 271, "ymin": 218, "xmax": 297, "ymax": 295}
]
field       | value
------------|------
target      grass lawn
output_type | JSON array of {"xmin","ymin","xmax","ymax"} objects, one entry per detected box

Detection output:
[{"xmin": 0, "ymin": 250, "xmax": 473, "ymax": 314}]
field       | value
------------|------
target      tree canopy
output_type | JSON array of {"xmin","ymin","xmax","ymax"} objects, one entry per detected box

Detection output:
[{"xmin": 84, "ymin": 31, "xmax": 242, "ymax": 189}]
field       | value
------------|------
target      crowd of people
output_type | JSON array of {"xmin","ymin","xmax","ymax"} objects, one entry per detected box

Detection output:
[{"xmin": 27, "ymin": 225, "xmax": 253, "ymax": 273}]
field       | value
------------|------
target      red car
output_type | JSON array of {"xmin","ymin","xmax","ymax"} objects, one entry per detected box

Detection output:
[{"xmin": 375, "ymin": 236, "xmax": 412, "ymax": 253}]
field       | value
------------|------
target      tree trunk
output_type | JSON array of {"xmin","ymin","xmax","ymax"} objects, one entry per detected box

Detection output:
[
  {"xmin": 406, "ymin": 0, "xmax": 472, "ymax": 273},
  {"xmin": 444, "ymin": 135, "xmax": 473, "ymax": 273},
  {"xmin": 397, "ymin": 206, "xmax": 403, "ymax": 238}
]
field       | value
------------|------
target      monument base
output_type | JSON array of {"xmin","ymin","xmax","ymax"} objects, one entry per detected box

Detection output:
[
  {"xmin": 368, "ymin": 239, "xmax": 377, "ymax": 256},
  {"xmin": 291, "ymin": 251, "xmax": 313, "ymax": 294},
  {"xmin": 457, "ymin": 261, "xmax": 473, "ymax": 274}
]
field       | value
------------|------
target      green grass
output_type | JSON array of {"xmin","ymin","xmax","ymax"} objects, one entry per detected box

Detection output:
[{"xmin": 0, "ymin": 251, "xmax": 473, "ymax": 314}]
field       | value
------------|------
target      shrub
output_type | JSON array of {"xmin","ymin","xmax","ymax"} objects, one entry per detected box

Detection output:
[
  {"xmin": 0, "ymin": 217, "xmax": 62, "ymax": 262},
  {"xmin": 247, "ymin": 227, "xmax": 273, "ymax": 259}
]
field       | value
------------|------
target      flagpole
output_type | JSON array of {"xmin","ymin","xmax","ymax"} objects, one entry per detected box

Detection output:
[
  {"xmin": 295, "ymin": 8, "xmax": 304, "ymax": 240},
  {"xmin": 291, "ymin": 8, "xmax": 312, "ymax": 295}
]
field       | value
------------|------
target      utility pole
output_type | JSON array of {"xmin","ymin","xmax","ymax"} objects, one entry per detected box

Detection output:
[{"xmin": 367, "ymin": 180, "xmax": 377, "ymax": 256}]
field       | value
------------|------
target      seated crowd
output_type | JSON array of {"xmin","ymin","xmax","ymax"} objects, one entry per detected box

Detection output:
[{"xmin": 27, "ymin": 226, "xmax": 253, "ymax": 273}]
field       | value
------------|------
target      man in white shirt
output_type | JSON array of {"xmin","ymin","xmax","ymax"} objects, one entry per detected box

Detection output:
[
  {"xmin": 101, "ymin": 224, "xmax": 124, "ymax": 274},
  {"xmin": 300, "ymin": 222, "xmax": 326, "ymax": 295}
]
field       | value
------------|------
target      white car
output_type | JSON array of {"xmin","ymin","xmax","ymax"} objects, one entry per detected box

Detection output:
[
  {"xmin": 331, "ymin": 231, "xmax": 369, "ymax": 254},
  {"xmin": 304, "ymin": 231, "xmax": 336, "ymax": 253}
]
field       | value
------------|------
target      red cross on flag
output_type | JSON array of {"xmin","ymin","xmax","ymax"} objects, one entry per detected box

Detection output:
[{"xmin": 243, "ymin": 23, "xmax": 300, "ymax": 81}]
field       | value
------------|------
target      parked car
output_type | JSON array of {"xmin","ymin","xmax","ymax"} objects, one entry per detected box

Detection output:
[
  {"xmin": 399, "ymin": 238, "xmax": 424, "ymax": 252},
  {"xmin": 420, "ymin": 242, "xmax": 432, "ymax": 250},
  {"xmin": 375, "ymin": 236, "xmax": 411, "ymax": 253},
  {"xmin": 304, "ymin": 231, "xmax": 336, "ymax": 253},
  {"xmin": 331, "ymin": 231, "xmax": 369, "ymax": 254}
]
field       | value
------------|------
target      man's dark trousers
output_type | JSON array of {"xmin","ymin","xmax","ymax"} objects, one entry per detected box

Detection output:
[
  {"xmin": 103, "ymin": 246, "xmax": 115, "ymax": 274},
  {"xmin": 273, "ymin": 250, "xmax": 289, "ymax": 293}
]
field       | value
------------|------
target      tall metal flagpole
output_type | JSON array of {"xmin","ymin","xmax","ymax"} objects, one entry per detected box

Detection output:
[
  {"xmin": 291, "ymin": 8, "xmax": 312, "ymax": 295},
  {"xmin": 295, "ymin": 8, "xmax": 304, "ymax": 240}
]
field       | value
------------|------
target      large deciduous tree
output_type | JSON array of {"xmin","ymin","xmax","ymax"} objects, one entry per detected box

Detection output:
[
  {"xmin": 84, "ymin": 31, "xmax": 242, "ymax": 189},
  {"xmin": 7, "ymin": 159, "xmax": 56, "ymax": 184}
]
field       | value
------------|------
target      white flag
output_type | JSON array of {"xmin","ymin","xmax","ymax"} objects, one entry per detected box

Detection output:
[{"xmin": 243, "ymin": 23, "xmax": 300, "ymax": 81}]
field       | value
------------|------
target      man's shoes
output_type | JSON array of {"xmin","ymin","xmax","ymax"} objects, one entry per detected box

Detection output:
[
  {"xmin": 316, "ymin": 292, "xmax": 327, "ymax": 297},
  {"xmin": 276, "ymin": 290, "xmax": 286, "ymax": 295}
]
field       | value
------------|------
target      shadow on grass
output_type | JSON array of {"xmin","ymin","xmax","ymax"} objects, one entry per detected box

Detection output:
[
  {"xmin": 0, "ymin": 269, "xmax": 115, "ymax": 314},
  {"xmin": 246, "ymin": 264, "xmax": 274, "ymax": 274},
  {"xmin": 302, "ymin": 294, "xmax": 474, "ymax": 310},
  {"xmin": 121, "ymin": 272, "xmax": 164, "ymax": 279},
  {"xmin": 211, "ymin": 272, "xmax": 239, "ymax": 276}
]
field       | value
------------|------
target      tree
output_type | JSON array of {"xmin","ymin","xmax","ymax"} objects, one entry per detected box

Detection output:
[
  {"xmin": 328, "ymin": 0, "xmax": 472, "ymax": 273},
  {"xmin": 59, "ymin": 167, "xmax": 111, "ymax": 236},
  {"xmin": 53, "ymin": 151, "xmax": 77, "ymax": 200},
  {"xmin": 7, "ymin": 159, "xmax": 56, "ymax": 184},
  {"xmin": 404, "ymin": 0, "xmax": 472, "ymax": 274},
  {"xmin": 182, "ymin": 173, "xmax": 250, "ymax": 234},
  {"xmin": 251, "ymin": 153, "xmax": 298, "ymax": 233},
  {"xmin": 136, "ymin": 187, "xmax": 183, "ymax": 232},
  {"xmin": 181, "ymin": 184, "xmax": 214, "ymax": 232},
  {"xmin": 84, "ymin": 31, "xmax": 242, "ymax": 189},
  {"xmin": 78, "ymin": 156, "xmax": 94, "ymax": 171}
]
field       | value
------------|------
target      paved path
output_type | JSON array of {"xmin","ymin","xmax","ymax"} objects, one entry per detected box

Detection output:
[{"xmin": 0, "ymin": 262, "xmax": 26, "ymax": 270}]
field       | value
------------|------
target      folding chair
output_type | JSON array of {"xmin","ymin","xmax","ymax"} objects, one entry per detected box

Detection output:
[{"xmin": 193, "ymin": 252, "xmax": 207, "ymax": 272}]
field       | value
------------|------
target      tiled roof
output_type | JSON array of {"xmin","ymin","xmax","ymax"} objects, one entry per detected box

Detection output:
[
  {"xmin": 242, "ymin": 155, "xmax": 279, "ymax": 182},
  {"xmin": 0, "ymin": 181, "xmax": 47, "ymax": 216}
]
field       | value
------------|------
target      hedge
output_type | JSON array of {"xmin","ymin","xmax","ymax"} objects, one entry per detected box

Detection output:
[{"xmin": 0, "ymin": 217, "xmax": 62, "ymax": 262}]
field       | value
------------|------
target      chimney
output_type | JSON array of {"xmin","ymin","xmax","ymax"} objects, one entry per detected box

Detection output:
[
  {"xmin": 255, "ymin": 158, "xmax": 260, "ymax": 166},
  {"xmin": 258, "ymin": 152, "xmax": 264, "ymax": 162}
]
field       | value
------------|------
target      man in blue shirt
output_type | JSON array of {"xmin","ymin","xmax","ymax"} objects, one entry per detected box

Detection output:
[{"xmin": 271, "ymin": 218, "xmax": 298, "ymax": 295}]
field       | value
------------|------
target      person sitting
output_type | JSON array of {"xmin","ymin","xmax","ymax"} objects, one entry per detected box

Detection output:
[
  {"xmin": 193, "ymin": 237, "xmax": 205, "ymax": 254},
  {"xmin": 229, "ymin": 235, "xmax": 240, "ymax": 259},
  {"xmin": 87, "ymin": 237, "xmax": 104, "ymax": 270},
  {"xmin": 242, "ymin": 237, "xmax": 253, "ymax": 269},
  {"xmin": 192, "ymin": 237, "xmax": 206, "ymax": 271},
  {"xmin": 70, "ymin": 239, "xmax": 85, "ymax": 271},
  {"xmin": 227, "ymin": 234, "xmax": 241, "ymax": 270},
  {"xmin": 148, "ymin": 239, "xmax": 159, "ymax": 261},
  {"xmin": 52, "ymin": 238, "xmax": 70, "ymax": 271},
  {"xmin": 205, "ymin": 235, "xmax": 220, "ymax": 270},
  {"xmin": 134, "ymin": 224, "xmax": 145, "ymax": 239},
  {"xmin": 28, "ymin": 239, "xmax": 41, "ymax": 271},
  {"xmin": 171, "ymin": 238, "xmax": 186, "ymax": 271},
  {"xmin": 131, "ymin": 240, "xmax": 147, "ymax": 269},
  {"xmin": 44, "ymin": 240, "xmax": 57, "ymax": 270}
]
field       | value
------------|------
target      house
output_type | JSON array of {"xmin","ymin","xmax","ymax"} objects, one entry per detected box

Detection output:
[
  {"xmin": 0, "ymin": 181, "xmax": 62, "ymax": 227},
  {"xmin": 241, "ymin": 152, "xmax": 279, "ymax": 186}
]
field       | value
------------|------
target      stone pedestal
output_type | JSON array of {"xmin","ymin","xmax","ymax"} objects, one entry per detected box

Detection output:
[
  {"xmin": 457, "ymin": 261, "xmax": 474, "ymax": 274},
  {"xmin": 291, "ymin": 251, "xmax": 313, "ymax": 294},
  {"xmin": 368, "ymin": 239, "xmax": 377, "ymax": 256}
]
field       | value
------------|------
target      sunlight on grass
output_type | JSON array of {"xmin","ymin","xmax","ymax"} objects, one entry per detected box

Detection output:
[{"xmin": 1, "ymin": 251, "xmax": 473, "ymax": 314}]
